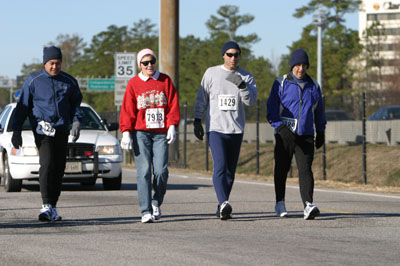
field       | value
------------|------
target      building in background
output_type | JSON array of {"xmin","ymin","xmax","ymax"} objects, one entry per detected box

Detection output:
[{"xmin": 359, "ymin": 0, "xmax": 400, "ymax": 89}]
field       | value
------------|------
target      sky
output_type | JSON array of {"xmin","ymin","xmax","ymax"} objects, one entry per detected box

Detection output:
[{"xmin": 0, "ymin": 0, "xmax": 358, "ymax": 79}]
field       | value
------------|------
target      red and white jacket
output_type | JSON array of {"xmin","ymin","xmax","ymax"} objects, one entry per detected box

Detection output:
[{"xmin": 119, "ymin": 70, "xmax": 180, "ymax": 133}]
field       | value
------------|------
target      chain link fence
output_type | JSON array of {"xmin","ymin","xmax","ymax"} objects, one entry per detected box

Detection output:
[{"xmin": 100, "ymin": 93, "xmax": 400, "ymax": 187}]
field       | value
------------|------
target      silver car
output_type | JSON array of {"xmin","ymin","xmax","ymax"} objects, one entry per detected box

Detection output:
[{"xmin": 0, "ymin": 103, "xmax": 122, "ymax": 192}]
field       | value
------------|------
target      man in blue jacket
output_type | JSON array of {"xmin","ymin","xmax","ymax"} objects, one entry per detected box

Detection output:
[
  {"xmin": 267, "ymin": 49, "xmax": 326, "ymax": 220},
  {"xmin": 12, "ymin": 46, "xmax": 82, "ymax": 222}
]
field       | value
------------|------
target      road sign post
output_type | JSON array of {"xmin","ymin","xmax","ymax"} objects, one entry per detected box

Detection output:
[{"xmin": 114, "ymin": 52, "xmax": 136, "ymax": 106}]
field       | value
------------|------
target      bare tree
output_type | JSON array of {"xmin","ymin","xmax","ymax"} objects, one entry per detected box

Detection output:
[{"xmin": 47, "ymin": 33, "xmax": 86, "ymax": 71}]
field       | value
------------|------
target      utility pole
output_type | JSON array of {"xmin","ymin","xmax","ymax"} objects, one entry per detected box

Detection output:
[
  {"xmin": 314, "ymin": 5, "xmax": 327, "ymax": 180},
  {"xmin": 160, "ymin": 0, "xmax": 180, "ymax": 163},
  {"xmin": 317, "ymin": 6, "xmax": 323, "ymax": 88}
]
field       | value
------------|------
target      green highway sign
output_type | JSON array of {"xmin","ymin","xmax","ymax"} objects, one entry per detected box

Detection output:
[{"xmin": 88, "ymin": 79, "xmax": 115, "ymax": 90}]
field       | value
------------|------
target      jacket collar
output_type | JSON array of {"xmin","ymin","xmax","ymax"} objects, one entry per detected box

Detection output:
[
  {"xmin": 139, "ymin": 70, "xmax": 160, "ymax": 81},
  {"xmin": 286, "ymin": 72, "xmax": 312, "ymax": 83},
  {"xmin": 42, "ymin": 68, "xmax": 60, "ymax": 78}
]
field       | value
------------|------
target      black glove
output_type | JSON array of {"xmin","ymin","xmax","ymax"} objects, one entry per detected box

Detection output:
[
  {"xmin": 70, "ymin": 121, "xmax": 80, "ymax": 143},
  {"xmin": 315, "ymin": 131, "xmax": 325, "ymax": 150},
  {"xmin": 193, "ymin": 118, "xmax": 204, "ymax": 140},
  {"xmin": 225, "ymin": 73, "xmax": 246, "ymax": 89},
  {"xmin": 11, "ymin": 130, "xmax": 22, "ymax": 149},
  {"xmin": 277, "ymin": 124, "xmax": 295, "ymax": 151}
]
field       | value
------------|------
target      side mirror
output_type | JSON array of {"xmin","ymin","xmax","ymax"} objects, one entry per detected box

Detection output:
[
  {"xmin": 101, "ymin": 118, "xmax": 119, "ymax": 131},
  {"xmin": 107, "ymin": 122, "xmax": 119, "ymax": 131},
  {"xmin": 101, "ymin": 118, "xmax": 108, "ymax": 125}
]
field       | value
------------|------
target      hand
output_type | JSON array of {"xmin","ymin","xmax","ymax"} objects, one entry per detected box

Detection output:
[
  {"xmin": 11, "ymin": 130, "xmax": 22, "ymax": 149},
  {"xmin": 166, "ymin": 125, "xmax": 176, "ymax": 144},
  {"xmin": 225, "ymin": 73, "xmax": 246, "ymax": 89},
  {"xmin": 70, "ymin": 121, "xmax": 80, "ymax": 143},
  {"xmin": 315, "ymin": 131, "xmax": 325, "ymax": 150},
  {"xmin": 277, "ymin": 124, "xmax": 295, "ymax": 151},
  {"xmin": 120, "ymin": 131, "xmax": 133, "ymax": 150},
  {"xmin": 193, "ymin": 119, "xmax": 204, "ymax": 140}
]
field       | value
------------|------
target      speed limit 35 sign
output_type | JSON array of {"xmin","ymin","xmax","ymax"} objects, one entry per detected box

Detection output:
[
  {"xmin": 114, "ymin": 52, "xmax": 137, "ymax": 106},
  {"xmin": 115, "ymin": 53, "xmax": 137, "ymax": 79}
]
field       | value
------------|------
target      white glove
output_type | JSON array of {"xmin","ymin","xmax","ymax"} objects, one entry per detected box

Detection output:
[
  {"xmin": 120, "ymin": 131, "xmax": 133, "ymax": 150},
  {"xmin": 166, "ymin": 125, "xmax": 176, "ymax": 145}
]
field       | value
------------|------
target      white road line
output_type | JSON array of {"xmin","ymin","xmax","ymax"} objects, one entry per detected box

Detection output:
[
  {"xmin": 172, "ymin": 173, "xmax": 400, "ymax": 200},
  {"xmin": 124, "ymin": 169, "xmax": 400, "ymax": 200}
]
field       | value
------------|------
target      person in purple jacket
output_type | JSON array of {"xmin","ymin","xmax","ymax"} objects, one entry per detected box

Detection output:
[{"xmin": 266, "ymin": 49, "xmax": 326, "ymax": 220}]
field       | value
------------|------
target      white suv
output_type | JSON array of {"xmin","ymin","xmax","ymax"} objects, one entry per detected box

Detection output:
[{"xmin": 0, "ymin": 103, "xmax": 122, "ymax": 192}]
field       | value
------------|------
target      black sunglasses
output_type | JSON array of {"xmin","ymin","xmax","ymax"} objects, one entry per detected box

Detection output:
[
  {"xmin": 225, "ymin": 52, "xmax": 241, "ymax": 58},
  {"xmin": 141, "ymin": 59, "xmax": 156, "ymax": 66}
]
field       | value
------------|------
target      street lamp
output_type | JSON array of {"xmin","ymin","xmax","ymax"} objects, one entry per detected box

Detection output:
[
  {"xmin": 313, "ymin": 5, "xmax": 328, "ymax": 180},
  {"xmin": 313, "ymin": 5, "xmax": 328, "ymax": 90}
]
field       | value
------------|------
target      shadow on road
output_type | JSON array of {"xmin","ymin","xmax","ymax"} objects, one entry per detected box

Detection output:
[
  {"xmin": 1, "ymin": 211, "xmax": 399, "ymax": 230},
  {"xmin": 0, "ymin": 216, "xmax": 138, "ymax": 230}
]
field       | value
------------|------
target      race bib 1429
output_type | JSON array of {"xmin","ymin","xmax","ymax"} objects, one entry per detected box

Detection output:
[{"xmin": 218, "ymin": 95, "xmax": 237, "ymax": 111}]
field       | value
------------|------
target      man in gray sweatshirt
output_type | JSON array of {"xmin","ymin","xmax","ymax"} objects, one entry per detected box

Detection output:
[{"xmin": 193, "ymin": 41, "xmax": 257, "ymax": 220}]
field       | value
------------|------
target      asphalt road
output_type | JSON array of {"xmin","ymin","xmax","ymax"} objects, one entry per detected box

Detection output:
[{"xmin": 0, "ymin": 168, "xmax": 399, "ymax": 266}]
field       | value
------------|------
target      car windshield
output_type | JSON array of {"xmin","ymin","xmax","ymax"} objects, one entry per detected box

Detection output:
[
  {"xmin": 7, "ymin": 106, "xmax": 106, "ymax": 131},
  {"xmin": 368, "ymin": 106, "xmax": 400, "ymax": 120},
  {"xmin": 80, "ymin": 106, "xmax": 105, "ymax": 130}
]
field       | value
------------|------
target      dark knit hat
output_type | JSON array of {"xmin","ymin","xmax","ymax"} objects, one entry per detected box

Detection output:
[
  {"xmin": 289, "ymin": 49, "xmax": 309, "ymax": 70},
  {"xmin": 43, "ymin": 46, "xmax": 62, "ymax": 64},
  {"xmin": 221, "ymin": 41, "xmax": 241, "ymax": 56}
]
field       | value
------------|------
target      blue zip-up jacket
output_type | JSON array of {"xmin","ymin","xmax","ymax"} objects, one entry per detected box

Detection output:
[
  {"xmin": 266, "ymin": 73, "xmax": 326, "ymax": 136},
  {"xmin": 12, "ymin": 69, "xmax": 83, "ymax": 132}
]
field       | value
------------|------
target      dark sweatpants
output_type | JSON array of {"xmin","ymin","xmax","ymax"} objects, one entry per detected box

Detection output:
[
  {"xmin": 34, "ymin": 131, "xmax": 69, "ymax": 207},
  {"xmin": 274, "ymin": 134, "xmax": 315, "ymax": 208},
  {"xmin": 208, "ymin": 131, "xmax": 243, "ymax": 205}
]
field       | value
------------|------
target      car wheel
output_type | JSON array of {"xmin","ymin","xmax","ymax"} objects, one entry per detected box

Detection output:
[
  {"xmin": 102, "ymin": 173, "xmax": 122, "ymax": 190},
  {"xmin": 3, "ymin": 153, "xmax": 22, "ymax": 192}
]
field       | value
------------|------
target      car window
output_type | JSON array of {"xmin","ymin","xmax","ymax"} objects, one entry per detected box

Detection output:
[
  {"xmin": 389, "ymin": 108, "xmax": 400, "ymax": 119},
  {"xmin": 369, "ymin": 109, "xmax": 382, "ymax": 120},
  {"xmin": 0, "ymin": 106, "xmax": 12, "ymax": 132},
  {"xmin": 80, "ymin": 107, "xmax": 105, "ymax": 130},
  {"xmin": 7, "ymin": 109, "xmax": 31, "ymax": 132}
]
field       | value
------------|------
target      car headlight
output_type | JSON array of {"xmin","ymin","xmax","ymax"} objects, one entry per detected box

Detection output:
[
  {"xmin": 11, "ymin": 147, "xmax": 39, "ymax": 156},
  {"xmin": 96, "ymin": 145, "xmax": 120, "ymax": 155}
]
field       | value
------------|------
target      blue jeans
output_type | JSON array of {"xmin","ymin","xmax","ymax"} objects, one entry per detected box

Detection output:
[
  {"xmin": 132, "ymin": 130, "xmax": 169, "ymax": 215},
  {"xmin": 208, "ymin": 131, "xmax": 243, "ymax": 205}
]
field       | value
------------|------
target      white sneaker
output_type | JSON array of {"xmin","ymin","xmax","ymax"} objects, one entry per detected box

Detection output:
[
  {"xmin": 39, "ymin": 204, "xmax": 53, "ymax": 222},
  {"xmin": 152, "ymin": 204, "xmax": 161, "ymax": 220},
  {"xmin": 304, "ymin": 202, "xmax": 320, "ymax": 220},
  {"xmin": 141, "ymin": 213, "xmax": 154, "ymax": 223},
  {"xmin": 220, "ymin": 201, "xmax": 232, "ymax": 220},
  {"xmin": 275, "ymin": 201, "xmax": 288, "ymax": 217},
  {"xmin": 51, "ymin": 206, "xmax": 62, "ymax": 221}
]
